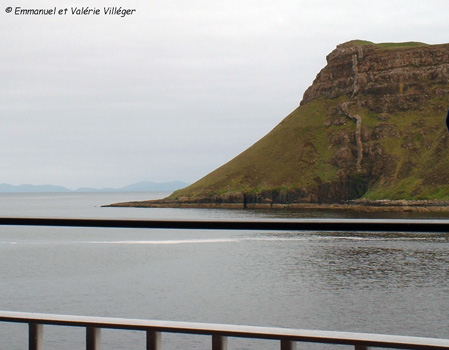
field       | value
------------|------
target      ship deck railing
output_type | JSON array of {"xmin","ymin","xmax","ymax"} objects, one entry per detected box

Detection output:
[
  {"xmin": 1, "ymin": 311, "xmax": 449, "ymax": 350},
  {"xmin": 1, "ymin": 216, "xmax": 449, "ymax": 350}
]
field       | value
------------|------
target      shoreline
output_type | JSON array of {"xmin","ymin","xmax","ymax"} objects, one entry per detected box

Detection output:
[{"xmin": 104, "ymin": 199, "xmax": 449, "ymax": 212}]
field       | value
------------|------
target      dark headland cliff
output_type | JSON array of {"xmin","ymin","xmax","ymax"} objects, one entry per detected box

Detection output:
[{"xmin": 108, "ymin": 40, "xmax": 449, "ymax": 211}]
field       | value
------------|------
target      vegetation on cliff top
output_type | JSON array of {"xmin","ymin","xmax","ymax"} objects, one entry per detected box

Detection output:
[{"xmin": 347, "ymin": 40, "xmax": 429, "ymax": 49}]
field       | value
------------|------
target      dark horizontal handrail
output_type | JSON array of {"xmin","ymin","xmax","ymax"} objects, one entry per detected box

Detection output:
[
  {"xmin": 0, "ymin": 217, "xmax": 449, "ymax": 232},
  {"xmin": 0, "ymin": 311, "xmax": 449, "ymax": 350}
]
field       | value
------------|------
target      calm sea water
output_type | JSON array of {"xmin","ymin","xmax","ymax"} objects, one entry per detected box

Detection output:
[{"xmin": 0, "ymin": 192, "xmax": 448, "ymax": 349}]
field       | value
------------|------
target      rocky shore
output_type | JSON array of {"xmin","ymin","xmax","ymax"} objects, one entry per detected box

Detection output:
[{"xmin": 104, "ymin": 199, "xmax": 449, "ymax": 212}]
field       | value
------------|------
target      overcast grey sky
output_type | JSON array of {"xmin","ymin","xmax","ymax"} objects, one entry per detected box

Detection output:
[{"xmin": 1, "ymin": 0, "xmax": 448, "ymax": 189}]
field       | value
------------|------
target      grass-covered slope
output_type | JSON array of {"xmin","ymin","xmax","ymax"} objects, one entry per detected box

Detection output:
[
  {"xmin": 169, "ymin": 98, "xmax": 338, "ymax": 199},
  {"xmin": 169, "ymin": 91, "xmax": 449, "ymax": 203}
]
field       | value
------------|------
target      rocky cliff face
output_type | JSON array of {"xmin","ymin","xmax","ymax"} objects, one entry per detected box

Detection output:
[
  {"xmin": 293, "ymin": 41, "xmax": 449, "ymax": 203},
  {"xmin": 120, "ymin": 41, "xmax": 449, "ymax": 208},
  {"xmin": 302, "ymin": 41, "xmax": 449, "ymax": 108}
]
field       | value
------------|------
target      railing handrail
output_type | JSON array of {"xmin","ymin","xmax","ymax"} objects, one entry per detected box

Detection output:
[
  {"xmin": 1, "ymin": 311, "xmax": 449, "ymax": 349},
  {"xmin": 1, "ymin": 216, "xmax": 449, "ymax": 232}
]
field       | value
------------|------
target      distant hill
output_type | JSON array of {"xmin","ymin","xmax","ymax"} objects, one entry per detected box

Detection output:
[
  {"xmin": 0, "ymin": 181, "xmax": 189, "ymax": 193},
  {"xmin": 111, "ymin": 40, "xmax": 449, "ymax": 209},
  {"xmin": 0, "ymin": 183, "xmax": 70, "ymax": 193}
]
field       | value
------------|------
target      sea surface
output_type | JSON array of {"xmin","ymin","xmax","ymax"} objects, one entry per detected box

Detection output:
[{"xmin": 0, "ymin": 192, "xmax": 448, "ymax": 349}]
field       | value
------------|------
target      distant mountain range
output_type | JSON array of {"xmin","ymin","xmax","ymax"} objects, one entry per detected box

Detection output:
[{"xmin": 0, "ymin": 181, "xmax": 189, "ymax": 193}]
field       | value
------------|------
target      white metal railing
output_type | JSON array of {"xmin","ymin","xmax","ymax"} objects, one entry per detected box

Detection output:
[{"xmin": 0, "ymin": 311, "xmax": 448, "ymax": 350}]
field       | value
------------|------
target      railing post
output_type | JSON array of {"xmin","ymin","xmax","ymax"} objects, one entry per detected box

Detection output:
[
  {"xmin": 146, "ymin": 330, "xmax": 161, "ymax": 350},
  {"xmin": 280, "ymin": 339, "xmax": 296, "ymax": 350},
  {"xmin": 355, "ymin": 345, "xmax": 369, "ymax": 350},
  {"xmin": 212, "ymin": 335, "xmax": 227, "ymax": 350},
  {"xmin": 29, "ymin": 323, "xmax": 43, "ymax": 350},
  {"xmin": 86, "ymin": 327, "xmax": 101, "ymax": 350}
]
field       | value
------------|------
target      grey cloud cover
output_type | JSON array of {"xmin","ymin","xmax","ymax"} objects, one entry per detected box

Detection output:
[{"xmin": 1, "ymin": 0, "xmax": 449, "ymax": 188}]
